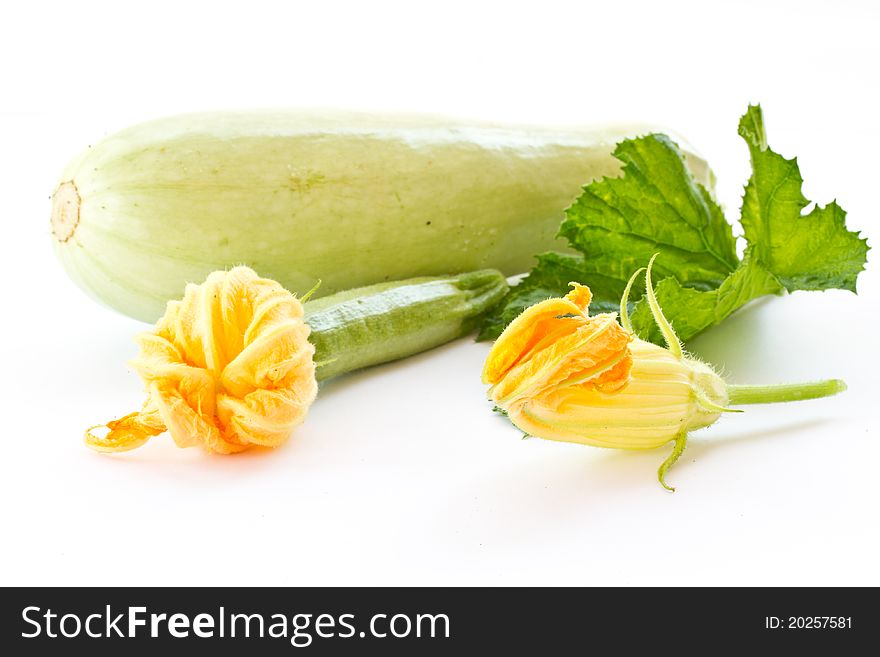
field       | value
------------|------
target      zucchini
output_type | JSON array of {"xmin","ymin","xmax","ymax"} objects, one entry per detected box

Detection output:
[
  {"xmin": 50, "ymin": 110, "xmax": 712, "ymax": 322},
  {"xmin": 307, "ymin": 269, "xmax": 507, "ymax": 381}
]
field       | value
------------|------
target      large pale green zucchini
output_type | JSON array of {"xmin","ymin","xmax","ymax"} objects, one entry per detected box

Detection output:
[{"xmin": 50, "ymin": 110, "xmax": 711, "ymax": 322}]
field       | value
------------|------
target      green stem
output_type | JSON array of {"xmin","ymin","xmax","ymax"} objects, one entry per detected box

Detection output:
[
  {"xmin": 727, "ymin": 379, "xmax": 847, "ymax": 405},
  {"xmin": 657, "ymin": 432, "xmax": 688, "ymax": 492}
]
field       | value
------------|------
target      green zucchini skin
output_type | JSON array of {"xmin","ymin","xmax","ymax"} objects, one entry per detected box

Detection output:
[
  {"xmin": 50, "ymin": 110, "xmax": 712, "ymax": 323},
  {"xmin": 306, "ymin": 270, "xmax": 508, "ymax": 381}
]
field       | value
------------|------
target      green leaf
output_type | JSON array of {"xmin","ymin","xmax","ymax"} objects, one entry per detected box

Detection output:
[
  {"xmin": 629, "ymin": 252, "xmax": 783, "ymax": 343},
  {"xmin": 478, "ymin": 105, "xmax": 869, "ymax": 344},
  {"xmin": 738, "ymin": 105, "xmax": 869, "ymax": 292},
  {"xmin": 560, "ymin": 133, "xmax": 739, "ymax": 291}
]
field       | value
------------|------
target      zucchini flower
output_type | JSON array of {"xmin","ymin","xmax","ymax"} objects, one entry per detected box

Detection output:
[
  {"xmin": 482, "ymin": 255, "xmax": 846, "ymax": 490},
  {"xmin": 86, "ymin": 267, "xmax": 318, "ymax": 454}
]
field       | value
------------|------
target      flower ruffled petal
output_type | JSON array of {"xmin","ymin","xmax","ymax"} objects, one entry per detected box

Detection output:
[{"xmin": 86, "ymin": 267, "xmax": 318, "ymax": 455}]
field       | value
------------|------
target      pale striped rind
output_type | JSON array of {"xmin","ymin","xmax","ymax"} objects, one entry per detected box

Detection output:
[{"xmin": 51, "ymin": 110, "xmax": 712, "ymax": 323}]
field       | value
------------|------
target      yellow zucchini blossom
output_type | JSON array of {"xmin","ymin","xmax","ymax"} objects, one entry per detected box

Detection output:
[
  {"xmin": 86, "ymin": 267, "xmax": 318, "ymax": 454},
  {"xmin": 483, "ymin": 285, "xmax": 726, "ymax": 449},
  {"xmin": 483, "ymin": 256, "xmax": 845, "ymax": 490}
]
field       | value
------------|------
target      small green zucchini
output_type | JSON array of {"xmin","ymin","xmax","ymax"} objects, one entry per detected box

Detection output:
[
  {"xmin": 306, "ymin": 269, "xmax": 507, "ymax": 381},
  {"xmin": 50, "ymin": 110, "xmax": 712, "ymax": 322}
]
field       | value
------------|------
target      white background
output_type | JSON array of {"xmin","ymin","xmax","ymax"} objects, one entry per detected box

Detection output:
[{"xmin": 1, "ymin": 0, "xmax": 878, "ymax": 586}]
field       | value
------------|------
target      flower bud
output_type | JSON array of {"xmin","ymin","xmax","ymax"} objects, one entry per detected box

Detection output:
[{"xmin": 482, "ymin": 283, "xmax": 728, "ymax": 450}]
